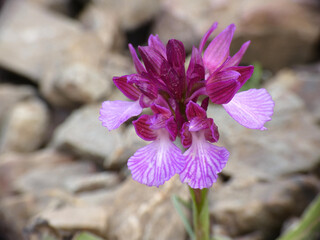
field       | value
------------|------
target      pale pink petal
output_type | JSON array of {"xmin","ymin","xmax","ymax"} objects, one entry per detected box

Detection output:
[
  {"xmin": 99, "ymin": 100, "xmax": 142, "ymax": 130},
  {"xmin": 180, "ymin": 133, "xmax": 229, "ymax": 189},
  {"xmin": 223, "ymin": 88, "xmax": 275, "ymax": 130},
  {"xmin": 222, "ymin": 41, "xmax": 250, "ymax": 69},
  {"xmin": 203, "ymin": 24, "xmax": 235, "ymax": 73},
  {"xmin": 128, "ymin": 134, "xmax": 185, "ymax": 187}
]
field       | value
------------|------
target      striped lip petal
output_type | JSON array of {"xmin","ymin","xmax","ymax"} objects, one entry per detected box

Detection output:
[
  {"xmin": 128, "ymin": 44, "xmax": 146, "ymax": 74},
  {"xmin": 128, "ymin": 133, "xmax": 185, "ymax": 187},
  {"xmin": 148, "ymin": 34, "xmax": 166, "ymax": 58},
  {"xmin": 206, "ymin": 70, "xmax": 241, "ymax": 104},
  {"xmin": 180, "ymin": 132, "xmax": 229, "ymax": 189},
  {"xmin": 99, "ymin": 100, "xmax": 143, "ymax": 130},
  {"xmin": 113, "ymin": 75, "xmax": 141, "ymax": 101},
  {"xmin": 203, "ymin": 24, "xmax": 236, "ymax": 73},
  {"xmin": 223, "ymin": 88, "xmax": 275, "ymax": 130}
]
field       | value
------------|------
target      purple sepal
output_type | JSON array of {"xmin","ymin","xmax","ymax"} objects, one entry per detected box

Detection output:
[
  {"xmin": 127, "ymin": 74, "xmax": 158, "ymax": 99},
  {"xmin": 187, "ymin": 47, "xmax": 205, "ymax": 92},
  {"xmin": 166, "ymin": 39, "xmax": 186, "ymax": 77},
  {"xmin": 181, "ymin": 122, "xmax": 192, "ymax": 148},
  {"xmin": 148, "ymin": 34, "xmax": 166, "ymax": 58},
  {"xmin": 99, "ymin": 100, "xmax": 143, "ymax": 130},
  {"xmin": 223, "ymin": 88, "xmax": 275, "ymax": 130},
  {"xmin": 113, "ymin": 76, "xmax": 141, "ymax": 101},
  {"xmin": 227, "ymin": 65, "xmax": 254, "ymax": 87},
  {"xmin": 128, "ymin": 44, "xmax": 146, "ymax": 74},
  {"xmin": 186, "ymin": 101, "xmax": 207, "ymax": 120},
  {"xmin": 128, "ymin": 133, "xmax": 185, "ymax": 187},
  {"xmin": 133, "ymin": 115, "xmax": 157, "ymax": 141},
  {"xmin": 204, "ymin": 118, "xmax": 219, "ymax": 143},
  {"xmin": 206, "ymin": 70, "xmax": 241, "ymax": 104},
  {"xmin": 139, "ymin": 94, "xmax": 153, "ymax": 108},
  {"xmin": 138, "ymin": 46, "xmax": 167, "ymax": 77},
  {"xmin": 203, "ymin": 24, "xmax": 236, "ymax": 73},
  {"xmin": 180, "ymin": 137, "xmax": 229, "ymax": 189},
  {"xmin": 222, "ymin": 41, "xmax": 251, "ymax": 69},
  {"xmin": 199, "ymin": 22, "xmax": 218, "ymax": 53}
]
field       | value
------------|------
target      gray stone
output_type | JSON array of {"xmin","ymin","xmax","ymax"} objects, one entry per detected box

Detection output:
[
  {"xmin": 35, "ymin": 206, "xmax": 108, "ymax": 236},
  {"xmin": 51, "ymin": 104, "xmax": 135, "ymax": 168},
  {"xmin": 91, "ymin": 0, "xmax": 160, "ymax": 30},
  {"xmin": 0, "ymin": 98, "xmax": 49, "ymax": 153},
  {"xmin": 64, "ymin": 172, "xmax": 120, "ymax": 193},
  {"xmin": 13, "ymin": 161, "xmax": 95, "ymax": 194},
  {"xmin": 0, "ymin": 1, "xmax": 112, "ymax": 106},
  {"xmin": 79, "ymin": 3, "xmax": 124, "ymax": 50},
  {"xmin": 154, "ymin": 0, "xmax": 320, "ymax": 70},
  {"xmin": 0, "ymin": 150, "xmax": 75, "ymax": 197},
  {"xmin": 79, "ymin": 176, "xmax": 187, "ymax": 240},
  {"xmin": 209, "ymin": 175, "xmax": 320, "ymax": 238},
  {"xmin": 0, "ymin": 84, "xmax": 36, "ymax": 122}
]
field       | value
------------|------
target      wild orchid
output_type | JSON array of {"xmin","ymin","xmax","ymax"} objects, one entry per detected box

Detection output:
[{"xmin": 99, "ymin": 22, "xmax": 274, "ymax": 240}]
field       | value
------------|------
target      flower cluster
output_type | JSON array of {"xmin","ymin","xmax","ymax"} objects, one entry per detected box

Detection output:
[{"xmin": 99, "ymin": 23, "xmax": 274, "ymax": 189}]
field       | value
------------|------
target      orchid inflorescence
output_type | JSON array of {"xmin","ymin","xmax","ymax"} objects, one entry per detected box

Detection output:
[{"xmin": 99, "ymin": 22, "xmax": 274, "ymax": 189}]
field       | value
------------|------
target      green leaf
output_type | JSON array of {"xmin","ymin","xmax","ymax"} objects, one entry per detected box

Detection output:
[
  {"xmin": 172, "ymin": 195, "xmax": 195, "ymax": 240},
  {"xmin": 276, "ymin": 194, "xmax": 320, "ymax": 240},
  {"xmin": 73, "ymin": 232, "xmax": 104, "ymax": 240}
]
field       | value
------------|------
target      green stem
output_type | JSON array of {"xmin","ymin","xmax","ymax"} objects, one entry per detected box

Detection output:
[{"xmin": 189, "ymin": 187, "xmax": 210, "ymax": 240}]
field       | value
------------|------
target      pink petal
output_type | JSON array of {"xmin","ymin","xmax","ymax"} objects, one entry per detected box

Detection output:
[
  {"xmin": 128, "ymin": 44, "xmax": 146, "ymax": 74},
  {"xmin": 189, "ymin": 117, "xmax": 211, "ymax": 132},
  {"xmin": 206, "ymin": 70, "xmax": 241, "ymax": 104},
  {"xmin": 199, "ymin": 22, "xmax": 218, "ymax": 53},
  {"xmin": 203, "ymin": 24, "xmax": 236, "ymax": 73},
  {"xmin": 113, "ymin": 76, "xmax": 141, "ymax": 101},
  {"xmin": 186, "ymin": 101, "xmax": 207, "ymax": 120},
  {"xmin": 223, "ymin": 88, "xmax": 275, "ymax": 130},
  {"xmin": 128, "ymin": 134, "xmax": 185, "ymax": 187},
  {"xmin": 148, "ymin": 34, "xmax": 166, "ymax": 58},
  {"xmin": 222, "ymin": 41, "xmax": 250, "ymax": 69},
  {"xmin": 180, "ymin": 133, "xmax": 229, "ymax": 189},
  {"xmin": 133, "ymin": 115, "xmax": 157, "ymax": 141},
  {"xmin": 99, "ymin": 100, "xmax": 142, "ymax": 130},
  {"xmin": 227, "ymin": 65, "xmax": 254, "ymax": 87}
]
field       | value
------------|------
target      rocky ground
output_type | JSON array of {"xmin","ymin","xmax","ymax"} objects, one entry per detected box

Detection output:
[{"xmin": 0, "ymin": 0, "xmax": 319, "ymax": 240}]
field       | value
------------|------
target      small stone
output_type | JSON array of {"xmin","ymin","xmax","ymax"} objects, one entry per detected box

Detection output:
[
  {"xmin": 13, "ymin": 161, "xmax": 95, "ymax": 194},
  {"xmin": 36, "ymin": 206, "xmax": 108, "ymax": 236},
  {"xmin": 64, "ymin": 172, "xmax": 120, "ymax": 193},
  {"xmin": 0, "ymin": 84, "xmax": 36, "ymax": 122},
  {"xmin": 91, "ymin": 0, "xmax": 160, "ymax": 31},
  {"xmin": 0, "ymin": 98, "xmax": 49, "ymax": 153}
]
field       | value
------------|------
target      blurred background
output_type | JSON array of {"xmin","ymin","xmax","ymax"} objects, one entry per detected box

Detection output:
[{"xmin": 0, "ymin": 0, "xmax": 319, "ymax": 239}]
